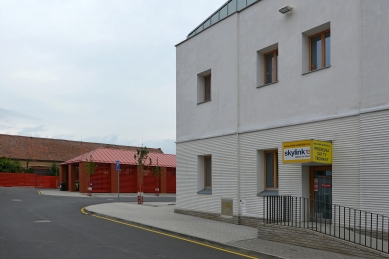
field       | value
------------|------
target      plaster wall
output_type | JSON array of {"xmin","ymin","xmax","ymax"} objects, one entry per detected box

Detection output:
[
  {"xmin": 238, "ymin": 0, "xmax": 361, "ymax": 132},
  {"xmin": 360, "ymin": 0, "xmax": 389, "ymax": 110},
  {"xmin": 176, "ymin": 14, "xmax": 239, "ymax": 142}
]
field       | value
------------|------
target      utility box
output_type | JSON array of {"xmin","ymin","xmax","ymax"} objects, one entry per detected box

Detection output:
[{"xmin": 221, "ymin": 199, "xmax": 233, "ymax": 216}]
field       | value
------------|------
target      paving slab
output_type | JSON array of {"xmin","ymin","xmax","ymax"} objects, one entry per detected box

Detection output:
[{"xmin": 85, "ymin": 202, "xmax": 365, "ymax": 259}]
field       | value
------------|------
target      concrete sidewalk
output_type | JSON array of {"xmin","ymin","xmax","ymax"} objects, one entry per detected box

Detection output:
[
  {"xmin": 39, "ymin": 189, "xmax": 175, "ymax": 198},
  {"xmin": 85, "ymin": 202, "xmax": 363, "ymax": 259}
]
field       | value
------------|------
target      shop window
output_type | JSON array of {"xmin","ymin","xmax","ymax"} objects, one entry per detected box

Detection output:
[{"xmin": 309, "ymin": 30, "xmax": 330, "ymax": 71}]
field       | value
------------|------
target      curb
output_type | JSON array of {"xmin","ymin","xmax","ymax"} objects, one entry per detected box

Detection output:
[{"xmin": 84, "ymin": 208, "xmax": 285, "ymax": 259}]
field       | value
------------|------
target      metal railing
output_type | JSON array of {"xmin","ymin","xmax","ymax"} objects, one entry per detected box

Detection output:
[{"xmin": 263, "ymin": 196, "xmax": 389, "ymax": 254}]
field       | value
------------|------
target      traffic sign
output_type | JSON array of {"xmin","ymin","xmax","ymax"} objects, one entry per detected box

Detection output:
[{"xmin": 116, "ymin": 160, "xmax": 120, "ymax": 170}]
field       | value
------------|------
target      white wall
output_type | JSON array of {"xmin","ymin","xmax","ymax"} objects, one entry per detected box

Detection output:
[
  {"xmin": 176, "ymin": 0, "xmax": 389, "ymax": 217},
  {"xmin": 237, "ymin": 0, "xmax": 361, "ymax": 133},
  {"xmin": 360, "ymin": 0, "xmax": 389, "ymax": 110},
  {"xmin": 239, "ymin": 115, "xmax": 360, "ymax": 217},
  {"xmin": 176, "ymin": 14, "xmax": 239, "ymax": 143},
  {"xmin": 176, "ymin": 134, "xmax": 238, "ymax": 215}
]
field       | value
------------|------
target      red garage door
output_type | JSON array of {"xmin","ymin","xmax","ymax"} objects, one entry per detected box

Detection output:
[
  {"xmin": 143, "ymin": 169, "xmax": 160, "ymax": 193},
  {"xmin": 90, "ymin": 164, "xmax": 110, "ymax": 193},
  {"xmin": 120, "ymin": 166, "xmax": 136, "ymax": 193},
  {"xmin": 166, "ymin": 168, "xmax": 176, "ymax": 193}
]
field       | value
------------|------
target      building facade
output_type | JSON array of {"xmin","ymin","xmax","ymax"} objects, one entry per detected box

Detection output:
[{"xmin": 176, "ymin": 0, "xmax": 389, "ymax": 223}]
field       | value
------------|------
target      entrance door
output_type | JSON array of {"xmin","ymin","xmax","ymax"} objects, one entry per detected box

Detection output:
[{"xmin": 310, "ymin": 166, "xmax": 332, "ymax": 221}]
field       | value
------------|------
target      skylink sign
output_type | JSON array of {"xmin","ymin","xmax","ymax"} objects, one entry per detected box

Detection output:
[{"xmin": 282, "ymin": 140, "xmax": 332, "ymax": 164}]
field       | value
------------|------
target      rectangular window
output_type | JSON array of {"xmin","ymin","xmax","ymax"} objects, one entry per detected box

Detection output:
[
  {"xmin": 204, "ymin": 75, "xmax": 211, "ymax": 101},
  {"xmin": 264, "ymin": 50, "xmax": 278, "ymax": 84},
  {"xmin": 204, "ymin": 156, "xmax": 212, "ymax": 188},
  {"xmin": 309, "ymin": 30, "xmax": 330, "ymax": 71},
  {"xmin": 264, "ymin": 150, "xmax": 278, "ymax": 189}
]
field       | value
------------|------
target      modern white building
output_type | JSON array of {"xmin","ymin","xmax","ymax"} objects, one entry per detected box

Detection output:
[{"xmin": 175, "ymin": 0, "xmax": 389, "ymax": 226}]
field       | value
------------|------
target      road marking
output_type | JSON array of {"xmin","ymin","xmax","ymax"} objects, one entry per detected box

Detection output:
[
  {"xmin": 80, "ymin": 207, "xmax": 258, "ymax": 259},
  {"xmin": 13, "ymin": 199, "xmax": 22, "ymax": 201},
  {"xmin": 35, "ymin": 220, "xmax": 50, "ymax": 223},
  {"xmin": 38, "ymin": 191, "xmax": 41, "ymax": 195},
  {"xmin": 106, "ymin": 199, "xmax": 114, "ymax": 201}
]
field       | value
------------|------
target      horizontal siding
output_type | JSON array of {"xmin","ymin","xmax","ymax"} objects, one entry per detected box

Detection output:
[
  {"xmin": 177, "ymin": 115, "xmax": 361, "ymax": 218},
  {"xmin": 176, "ymin": 134, "xmax": 238, "ymax": 215},
  {"xmin": 360, "ymin": 110, "xmax": 389, "ymax": 215},
  {"xmin": 239, "ymin": 115, "xmax": 360, "ymax": 217}
]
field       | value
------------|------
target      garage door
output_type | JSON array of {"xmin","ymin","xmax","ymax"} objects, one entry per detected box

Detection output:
[
  {"xmin": 120, "ymin": 166, "xmax": 137, "ymax": 193},
  {"xmin": 90, "ymin": 164, "xmax": 110, "ymax": 193}
]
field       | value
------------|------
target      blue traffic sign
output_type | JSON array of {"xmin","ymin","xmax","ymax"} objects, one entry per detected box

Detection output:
[{"xmin": 116, "ymin": 160, "xmax": 120, "ymax": 170}]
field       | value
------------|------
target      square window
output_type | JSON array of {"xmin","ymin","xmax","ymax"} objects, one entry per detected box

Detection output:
[
  {"xmin": 257, "ymin": 43, "xmax": 278, "ymax": 87},
  {"xmin": 264, "ymin": 150, "xmax": 278, "ymax": 189},
  {"xmin": 309, "ymin": 30, "xmax": 330, "ymax": 71}
]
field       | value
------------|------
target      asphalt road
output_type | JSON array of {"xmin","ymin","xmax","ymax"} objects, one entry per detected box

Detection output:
[{"xmin": 0, "ymin": 187, "xmax": 248, "ymax": 259}]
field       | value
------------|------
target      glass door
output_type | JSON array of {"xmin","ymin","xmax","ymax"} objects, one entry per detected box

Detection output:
[{"xmin": 310, "ymin": 167, "xmax": 332, "ymax": 221}]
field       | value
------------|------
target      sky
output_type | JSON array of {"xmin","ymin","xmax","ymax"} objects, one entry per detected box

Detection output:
[{"xmin": 0, "ymin": 0, "xmax": 226, "ymax": 155}]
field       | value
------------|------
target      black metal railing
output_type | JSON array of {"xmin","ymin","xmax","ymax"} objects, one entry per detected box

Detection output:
[{"xmin": 263, "ymin": 196, "xmax": 389, "ymax": 253}]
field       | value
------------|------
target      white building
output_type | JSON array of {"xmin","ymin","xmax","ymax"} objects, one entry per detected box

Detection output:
[{"xmin": 175, "ymin": 0, "xmax": 389, "ymax": 225}]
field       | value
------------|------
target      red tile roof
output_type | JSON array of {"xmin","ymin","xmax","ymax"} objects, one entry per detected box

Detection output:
[
  {"xmin": 0, "ymin": 134, "xmax": 163, "ymax": 162},
  {"xmin": 62, "ymin": 148, "xmax": 176, "ymax": 168}
]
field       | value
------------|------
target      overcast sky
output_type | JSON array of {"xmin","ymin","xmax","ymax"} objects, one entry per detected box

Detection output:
[{"xmin": 0, "ymin": 0, "xmax": 226, "ymax": 155}]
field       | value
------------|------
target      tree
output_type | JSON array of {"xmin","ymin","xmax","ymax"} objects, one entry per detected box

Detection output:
[
  {"xmin": 152, "ymin": 158, "xmax": 163, "ymax": 195},
  {"xmin": 0, "ymin": 157, "xmax": 24, "ymax": 173},
  {"xmin": 134, "ymin": 146, "xmax": 152, "ymax": 194},
  {"xmin": 84, "ymin": 155, "xmax": 98, "ymax": 175},
  {"xmin": 84, "ymin": 155, "xmax": 98, "ymax": 194},
  {"xmin": 49, "ymin": 162, "xmax": 59, "ymax": 176}
]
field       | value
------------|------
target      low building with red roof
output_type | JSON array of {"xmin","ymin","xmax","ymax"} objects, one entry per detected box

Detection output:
[
  {"xmin": 0, "ymin": 134, "xmax": 162, "ymax": 175},
  {"xmin": 60, "ymin": 148, "xmax": 176, "ymax": 194}
]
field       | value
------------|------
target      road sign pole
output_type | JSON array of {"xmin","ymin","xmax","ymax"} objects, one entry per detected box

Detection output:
[{"xmin": 116, "ymin": 160, "xmax": 120, "ymax": 203}]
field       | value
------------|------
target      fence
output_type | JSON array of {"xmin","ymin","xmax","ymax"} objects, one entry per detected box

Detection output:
[
  {"xmin": 263, "ymin": 195, "xmax": 389, "ymax": 254},
  {"xmin": 0, "ymin": 173, "xmax": 58, "ymax": 189}
]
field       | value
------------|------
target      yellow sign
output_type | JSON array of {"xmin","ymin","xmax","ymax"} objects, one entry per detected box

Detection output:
[
  {"xmin": 282, "ymin": 140, "xmax": 332, "ymax": 164},
  {"xmin": 312, "ymin": 140, "xmax": 332, "ymax": 164}
]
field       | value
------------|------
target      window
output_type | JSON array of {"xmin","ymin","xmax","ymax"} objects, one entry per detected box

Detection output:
[
  {"xmin": 264, "ymin": 50, "xmax": 278, "ymax": 84},
  {"xmin": 204, "ymin": 156, "xmax": 212, "ymax": 188},
  {"xmin": 309, "ymin": 30, "xmax": 330, "ymax": 71},
  {"xmin": 264, "ymin": 150, "xmax": 278, "ymax": 189},
  {"xmin": 197, "ymin": 70, "xmax": 211, "ymax": 104},
  {"xmin": 204, "ymin": 75, "xmax": 211, "ymax": 102}
]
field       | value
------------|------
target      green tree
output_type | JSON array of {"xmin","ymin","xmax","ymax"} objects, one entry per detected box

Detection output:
[
  {"xmin": 0, "ymin": 157, "xmax": 24, "ymax": 173},
  {"xmin": 49, "ymin": 162, "xmax": 59, "ymax": 176},
  {"xmin": 84, "ymin": 155, "xmax": 98, "ymax": 194},
  {"xmin": 152, "ymin": 158, "xmax": 163, "ymax": 194},
  {"xmin": 134, "ymin": 146, "xmax": 152, "ymax": 192},
  {"xmin": 84, "ymin": 155, "xmax": 98, "ymax": 175}
]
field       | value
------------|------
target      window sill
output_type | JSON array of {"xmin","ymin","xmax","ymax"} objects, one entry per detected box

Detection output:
[
  {"xmin": 197, "ymin": 100, "xmax": 211, "ymax": 105},
  {"xmin": 257, "ymin": 189, "xmax": 279, "ymax": 197},
  {"xmin": 302, "ymin": 65, "xmax": 331, "ymax": 75},
  {"xmin": 197, "ymin": 189, "xmax": 212, "ymax": 195},
  {"xmin": 257, "ymin": 81, "xmax": 278, "ymax": 89}
]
